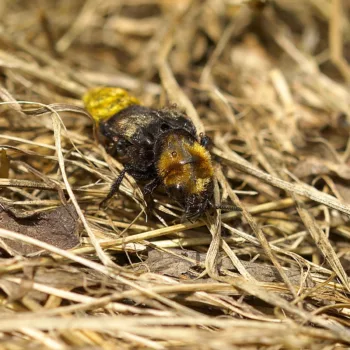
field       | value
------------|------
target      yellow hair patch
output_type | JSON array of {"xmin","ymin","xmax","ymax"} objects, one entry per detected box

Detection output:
[
  {"xmin": 83, "ymin": 87, "xmax": 140, "ymax": 124},
  {"xmin": 157, "ymin": 134, "xmax": 214, "ymax": 195}
]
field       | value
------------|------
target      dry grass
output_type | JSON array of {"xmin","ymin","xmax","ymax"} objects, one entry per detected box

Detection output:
[{"xmin": 0, "ymin": 0, "xmax": 350, "ymax": 349}]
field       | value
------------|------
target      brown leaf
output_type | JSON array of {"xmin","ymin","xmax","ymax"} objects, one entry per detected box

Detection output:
[
  {"xmin": 0, "ymin": 204, "xmax": 80, "ymax": 255},
  {"xmin": 293, "ymin": 158, "xmax": 350, "ymax": 180},
  {"xmin": 146, "ymin": 249, "xmax": 313, "ymax": 286}
]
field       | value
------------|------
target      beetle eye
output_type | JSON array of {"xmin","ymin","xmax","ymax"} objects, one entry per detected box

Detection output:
[{"xmin": 171, "ymin": 151, "xmax": 177, "ymax": 157}]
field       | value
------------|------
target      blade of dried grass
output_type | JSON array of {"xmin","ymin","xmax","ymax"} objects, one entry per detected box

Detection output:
[
  {"xmin": 118, "ymin": 331, "xmax": 165, "ymax": 350},
  {"xmin": 216, "ymin": 167, "xmax": 297, "ymax": 297},
  {"xmin": 0, "ymin": 227, "xmax": 204, "ymax": 317},
  {"xmin": 51, "ymin": 109, "xmax": 116, "ymax": 268},
  {"xmin": 221, "ymin": 224, "xmax": 333, "ymax": 276},
  {"xmin": 56, "ymin": 0, "xmax": 105, "ymax": 53},
  {"xmin": 0, "ymin": 315, "xmax": 344, "ymax": 344},
  {"xmin": 20, "ymin": 328, "xmax": 66, "ymax": 350},
  {"xmin": 0, "ymin": 51, "xmax": 85, "ymax": 96},
  {"xmin": 295, "ymin": 197, "xmax": 350, "ymax": 292},
  {"xmin": 157, "ymin": 4, "xmax": 205, "ymax": 134},
  {"xmin": 200, "ymin": 7, "xmax": 251, "ymax": 84},
  {"xmin": 0, "ymin": 86, "xmax": 23, "ymax": 113},
  {"xmin": 18, "ymin": 282, "xmax": 237, "ymax": 318},
  {"xmin": 214, "ymin": 147, "xmax": 350, "ymax": 216},
  {"xmin": 329, "ymin": 0, "xmax": 350, "ymax": 82},
  {"xmin": 71, "ymin": 197, "xmax": 299, "ymax": 256}
]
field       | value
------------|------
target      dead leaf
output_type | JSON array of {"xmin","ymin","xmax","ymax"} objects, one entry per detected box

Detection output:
[
  {"xmin": 0, "ymin": 204, "xmax": 80, "ymax": 255},
  {"xmin": 293, "ymin": 157, "xmax": 350, "ymax": 180},
  {"xmin": 146, "ymin": 249, "xmax": 313, "ymax": 286}
]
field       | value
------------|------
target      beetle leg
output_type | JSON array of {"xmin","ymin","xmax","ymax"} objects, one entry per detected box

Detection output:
[{"xmin": 100, "ymin": 168, "xmax": 127, "ymax": 209}]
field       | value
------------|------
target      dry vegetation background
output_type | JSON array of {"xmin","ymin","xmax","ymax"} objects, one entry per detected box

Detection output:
[{"xmin": 0, "ymin": 0, "xmax": 350, "ymax": 349}]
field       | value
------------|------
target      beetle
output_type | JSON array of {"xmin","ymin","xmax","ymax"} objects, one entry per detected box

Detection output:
[{"xmin": 84, "ymin": 87, "xmax": 215, "ymax": 220}]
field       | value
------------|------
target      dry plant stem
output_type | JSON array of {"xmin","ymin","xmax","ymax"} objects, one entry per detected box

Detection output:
[
  {"xmin": 118, "ymin": 331, "xmax": 165, "ymax": 350},
  {"xmin": 0, "ymin": 316, "xmax": 340, "ymax": 339},
  {"xmin": 0, "ymin": 86, "xmax": 23, "ymax": 112},
  {"xmin": 21, "ymin": 328, "xmax": 66, "ymax": 350},
  {"xmin": 1, "ymin": 2, "xmax": 349, "ymax": 347},
  {"xmin": 312, "ymin": 302, "xmax": 350, "ymax": 316},
  {"xmin": 292, "ymin": 273, "xmax": 337, "ymax": 306},
  {"xmin": 205, "ymin": 175, "xmax": 255, "ymax": 283},
  {"xmin": 222, "ymin": 223, "xmax": 333, "ymax": 276},
  {"xmin": 198, "ymin": 188, "xmax": 349, "ymax": 340},
  {"xmin": 221, "ymin": 239, "xmax": 256, "ymax": 282},
  {"xmin": 200, "ymin": 10, "xmax": 251, "ymax": 128},
  {"xmin": 295, "ymin": 196, "xmax": 350, "ymax": 292},
  {"xmin": 52, "ymin": 113, "xmax": 116, "ymax": 268},
  {"xmin": 56, "ymin": 0, "xmax": 105, "ymax": 53},
  {"xmin": 157, "ymin": 8, "xmax": 204, "ymax": 134},
  {"xmin": 214, "ymin": 147, "xmax": 350, "ymax": 216},
  {"xmin": 0, "ymin": 228, "xmax": 201, "ymax": 318},
  {"xmin": 19, "ymin": 283, "xmax": 240, "ymax": 318},
  {"xmin": 0, "ymin": 30, "xmax": 56, "ymax": 68},
  {"xmin": 329, "ymin": 0, "xmax": 350, "ymax": 82},
  {"xmin": 81, "ymin": 70, "xmax": 161, "ymax": 95},
  {"xmin": 1, "ymin": 227, "xmax": 347, "ymax": 341},
  {"xmin": 0, "ymin": 51, "xmax": 85, "ymax": 96},
  {"xmin": 6, "ymin": 276, "xmax": 177, "ymax": 318},
  {"xmin": 135, "ymin": 199, "xmax": 292, "ymax": 245},
  {"xmin": 203, "ymin": 176, "xmax": 222, "ymax": 282},
  {"xmin": 213, "ymin": 276, "xmax": 350, "ymax": 343},
  {"xmin": 0, "ymin": 197, "xmax": 299, "ymax": 269},
  {"xmin": 0, "ymin": 132, "xmax": 107, "ymax": 169},
  {"xmin": 216, "ymin": 167, "xmax": 297, "ymax": 298},
  {"xmin": 39, "ymin": 9, "xmax": 60, "ymax": 58},
  {"xmin": 157, "ymin": 6, "xmax": 227, "ymax": 293},
  {"xmin": 200, "ymin": 7, "xmax": 251, "ymax": 84}
]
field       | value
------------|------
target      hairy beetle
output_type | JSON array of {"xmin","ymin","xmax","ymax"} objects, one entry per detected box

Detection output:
[{"xmin": 84, "ymin": 87, "xmax": 214, "ymax": 220}]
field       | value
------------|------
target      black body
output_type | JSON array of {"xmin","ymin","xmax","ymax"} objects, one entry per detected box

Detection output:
[
  {"xmin": 100, "ymin": 105, "xmax": 197, "ymax": 180},
  {"xmin": 99, "ymin": 105, "xmax": 213, "ymax": 219}
]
